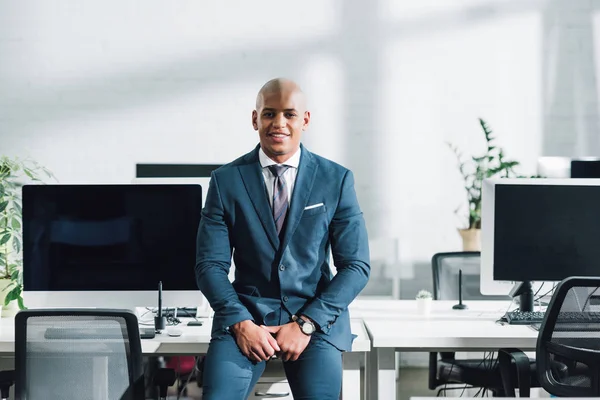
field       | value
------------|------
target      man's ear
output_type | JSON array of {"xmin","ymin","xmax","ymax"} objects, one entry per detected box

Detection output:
[
  {"xmin": 302, "ymin": 111, "xmax": 311, "ymax": 131},
  {"xmin": 252, "ymin": 110, "xmax": 259, "ymax": 130}
]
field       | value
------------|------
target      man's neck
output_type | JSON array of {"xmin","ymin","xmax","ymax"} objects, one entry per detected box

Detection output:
[{"xmin": 261, "ymin": 146, "xmax": 300, "ymax": 165}]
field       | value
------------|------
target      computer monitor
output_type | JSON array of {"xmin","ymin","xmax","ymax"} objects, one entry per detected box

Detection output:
[
  {"xmin": 481, "ymin": 178, "xmax": 600, "ymax": 308},
  {"xmin": 131, "ymin": 177, "xmax": 211, "ymax": 207},
  {"xmin": 536, "ymin": 157, "xmax": 600, "ymax": 178},
  {"xmin": 571, "ymin": 158, "xmax": 600, "ymax": 178},
  {"xmin": 22, "ymin": 184, "xmax": 203, "ymax": 310}
]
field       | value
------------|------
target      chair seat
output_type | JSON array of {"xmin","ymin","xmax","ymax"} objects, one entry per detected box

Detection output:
[{"xmin": 439, "ymin": 357, "xmax": 537, "ymax": 389}]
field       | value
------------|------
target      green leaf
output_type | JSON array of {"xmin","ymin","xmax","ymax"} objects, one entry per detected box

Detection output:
[
  {"xmin": 23, "ymin": 169, "xmax": 34, "ymax": 180},
  {"xmin": 11, "ymin": 217, "xmax": 20, "ymax": 230},
  {"xmin": 0, "ymin": 234, "xmax": 10, "ymax": 246},
  {"xmin": 10, "ymin": 270, "xmax": 20, "ymax": 284},
  {"xmin": 12, "ymin": 237, "xmax": 20, "ymax": 253},
  {"xmin": 17, "ymin": 295, "xmax": 26, "ymax": 310},
  {"xmin": 13, "ymin": 201, "xmax": 21, "ymax": 216},
  {"xmin": 4, "ymin": 286, "xmax": 20, "ymax": 305},
  {"xmin": 0, "ymin": 201, "xmax": 7, "ymax": 213}
]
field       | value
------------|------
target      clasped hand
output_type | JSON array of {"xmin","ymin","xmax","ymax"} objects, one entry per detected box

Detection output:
[{"xmin": 231, "ymin": 320, "xmax": 310, "ymax": 363}]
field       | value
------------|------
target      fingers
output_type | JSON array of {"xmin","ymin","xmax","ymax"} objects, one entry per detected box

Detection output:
[
  {"xmin": 266, "ymin": 332, "xmax": 281, "ymax": 352},
  {"xmin": 248, "ymin": 350, "xmax": 263, "ymax": 363},
  {"xmin": 289, "ymin": 350, "xmax": 301, "ymax": 362},
  {"xmin": 252, "ymin": 346, "xmax": 269, "ymax": 362},
  {"xmin": 260, "ymin": 324, "xmax": 280, "ymax": 334},
  {"xmin": 280, "ymin": 349, "xmax": 300, "ymax": 362}
]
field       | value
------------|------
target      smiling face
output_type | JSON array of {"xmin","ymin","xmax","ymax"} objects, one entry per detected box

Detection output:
[{"xmin": 252, "ymin": 80, "xmax": 310, "ymax": 164}]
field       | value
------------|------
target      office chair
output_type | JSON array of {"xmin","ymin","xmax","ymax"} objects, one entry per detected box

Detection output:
[
  {"xmin": 500, "ymin": 276, "xmax": 600, "ymax": 397},
  {"xmin": 0, "ymin": 309, "xmax": 175, "ymax": 400},
  {"xmin": 430, "ymin": 251, "xmax": 518, "ymax": 396}
]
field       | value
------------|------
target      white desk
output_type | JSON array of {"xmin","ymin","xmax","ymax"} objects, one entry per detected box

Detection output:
[
  {"xmin": 0, "ymin": 317, "xmax": 370, "ymax": 400},
  {"xmin": 353, "ymin": 299, "xmax": 538, "ymax": 400},
  {"xmin": 349, "ymin": 298, "xmax": 516, "ymax": 319}
]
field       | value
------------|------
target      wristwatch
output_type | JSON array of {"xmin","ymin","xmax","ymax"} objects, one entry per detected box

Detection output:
[{"xmin": 292, "ymin": 315, "xmax": 315, "ymax": 335}]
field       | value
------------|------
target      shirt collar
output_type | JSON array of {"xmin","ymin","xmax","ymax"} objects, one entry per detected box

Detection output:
[{"xmin": 259, "ymin": 146, "xmax": 301, "ymax": 169}]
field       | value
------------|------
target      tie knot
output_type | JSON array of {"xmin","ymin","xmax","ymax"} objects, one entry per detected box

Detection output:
[{"xmin": 268, "ymin": 165, "xmax": 290, "ymax": 178}]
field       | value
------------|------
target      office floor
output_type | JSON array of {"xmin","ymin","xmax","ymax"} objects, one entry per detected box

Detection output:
[
  {"xmin": 162, "ymin": 368, "xmax": 473, "ymax": 400},
  {"xmin": 164, "ymin": 367, "xmax": 552, "ymax": 399}
]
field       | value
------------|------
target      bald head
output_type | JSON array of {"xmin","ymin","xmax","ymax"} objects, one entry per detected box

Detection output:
[
  {"xmin": 255, "ymin": 78, "xmax": 306, "ymax": 111},
  {"xmin": 252, "ymin": 78, "xmax": 311, "ymax": 163}
]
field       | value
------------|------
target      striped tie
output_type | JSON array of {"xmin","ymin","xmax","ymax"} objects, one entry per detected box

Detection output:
[{"xmin": 268, "ymin": 165, "xmax": 290, "ymax": 235}]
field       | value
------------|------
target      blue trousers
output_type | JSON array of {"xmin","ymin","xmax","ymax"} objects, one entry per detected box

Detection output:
[{"xmin": 201, "ymin": 332, "xmax": 342, "ymax": 400}]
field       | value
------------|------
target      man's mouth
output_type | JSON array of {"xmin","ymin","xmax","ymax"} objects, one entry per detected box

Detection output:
[{"xmin": 268, "ymin": 132, "xmax": 289, "ymax": 138}]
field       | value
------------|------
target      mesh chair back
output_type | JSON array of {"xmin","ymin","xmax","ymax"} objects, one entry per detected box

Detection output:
[
  {"xmin": 15, "ymin": 309, "xmax": 145, "ymax": 400},
  {"xmin": 537, "ymin": 277, "xmax": 600, "ymax": 397},
  {"xmin": 432, "ymin": 252, "xmax": 510, "ymax": 301}
]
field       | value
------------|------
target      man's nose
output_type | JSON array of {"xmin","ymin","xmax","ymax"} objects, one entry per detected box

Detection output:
[{"xmin": 273, "ymin": 113, "xmax": 286, "ymax": 128}]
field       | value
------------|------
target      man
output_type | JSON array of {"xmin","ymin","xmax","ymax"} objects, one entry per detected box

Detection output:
[{"xmin": 195, "ymin": 78, "xmax": 370, "ymax": 399}]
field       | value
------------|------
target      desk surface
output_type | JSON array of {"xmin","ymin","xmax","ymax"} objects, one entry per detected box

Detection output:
[
  {"xmin": 350, "ymin": 299, "xmax": 515, "ymax": 319},
  {"xmin": 355, "ymin": 299, "xmax": 538, "ymax": 351},
  {"xmin": 364, "ymin": 318, "xmax": 537, "ymax": 351},
  {"xmin": 0, "ymin": 317, "xmax": 371, "ymax": 356}
]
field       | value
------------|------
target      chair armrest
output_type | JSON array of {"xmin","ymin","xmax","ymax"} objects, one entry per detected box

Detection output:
[
  {"xmin": 428, "ymin": 352, "xmax": 438, "ymax": 390},
  {"xmin": 498, "ymin": 348, "xmax": 532, "ymax": 397},
  {"xmin": 0, "ymin": 369, "xmax": 14, "ymax": 400}
]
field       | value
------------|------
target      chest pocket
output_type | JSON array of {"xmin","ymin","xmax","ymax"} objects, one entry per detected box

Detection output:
[{"xmin": 301, "ymin": 204, "xmax": 327, "ymax": 218}]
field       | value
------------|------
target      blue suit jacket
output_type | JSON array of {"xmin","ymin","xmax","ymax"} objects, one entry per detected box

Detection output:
[{"xmin": 195, "ymin": 144, "xmax": 370, "ymax": 351}]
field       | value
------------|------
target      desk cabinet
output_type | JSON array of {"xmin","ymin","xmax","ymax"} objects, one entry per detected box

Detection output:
[
  {"xmin": 250, "ymin": 359, "xmax": 293, "ymax": 399},
  {"xmin": 249, "ymin": 381, "xmax": 293, "ymax": 399}
]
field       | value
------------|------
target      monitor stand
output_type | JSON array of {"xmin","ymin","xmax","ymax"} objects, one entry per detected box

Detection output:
[{"xmin": 509, "ymin": 281, "xmax": 534, "ymax": 312}]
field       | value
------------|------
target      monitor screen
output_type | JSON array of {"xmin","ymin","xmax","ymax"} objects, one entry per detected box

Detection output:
[
  {"xmin": 492, "ymin": 182, "xmax": 600, "ymax": 282},
  {"xmin": 22, "ymin": 184, "xmax": 202, "ymax": 293},
  {"xmin": 571, "ymin": 159, "xmax": 600, "ymax": 178}
]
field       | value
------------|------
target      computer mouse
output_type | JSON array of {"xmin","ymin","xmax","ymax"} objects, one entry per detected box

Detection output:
[{"xmin": 167, "ymin": 328, "xmax": 183, "ymax": 337}]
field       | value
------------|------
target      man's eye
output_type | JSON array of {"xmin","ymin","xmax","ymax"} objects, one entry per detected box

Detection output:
[
  {"xmin": 263, "ymin": 113, "xmax": 273, "ymax": 117},
  {"xmin": 286, "ymin": 113, "xmax": 297, "ymax": 118}
]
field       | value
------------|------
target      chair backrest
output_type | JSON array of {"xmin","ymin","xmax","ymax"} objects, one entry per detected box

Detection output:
[
  {"xmin": 431, "ymin": 251, "xmax": 510, "ymax": 301},
  {"xmin": 15, "ymin": 308, "xmax": 145, "ymax": 400},
  {"xmin": 537, "ymin": 276, "xmax": 600, "ymax": 397}
]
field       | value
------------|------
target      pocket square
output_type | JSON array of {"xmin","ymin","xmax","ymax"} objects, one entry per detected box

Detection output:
[{"xmin": 304, "ymin": 203, "xmax": 324, "ymax": 210}]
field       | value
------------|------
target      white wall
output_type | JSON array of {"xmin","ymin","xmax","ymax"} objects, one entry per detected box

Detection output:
[{"xmin": 1, "ymin": 0, "xmax": 598, "ymax": 296}]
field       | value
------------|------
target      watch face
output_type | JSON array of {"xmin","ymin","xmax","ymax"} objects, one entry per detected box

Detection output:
[{"xmin": 301, "ymin": 321, "xmax": 315, "ymax": 334}]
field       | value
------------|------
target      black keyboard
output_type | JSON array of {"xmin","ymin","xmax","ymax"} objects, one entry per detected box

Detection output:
[
  {"xmin": 505, "ymin": 310, "xmax": 600, "ymax": 325},
  {"xmin": 44, "ymin": 327, "xmax": 156, "ymax": 340},
  {"xmin": 505, "ymin": 310, "xmax": 545, "ymax": 325}
]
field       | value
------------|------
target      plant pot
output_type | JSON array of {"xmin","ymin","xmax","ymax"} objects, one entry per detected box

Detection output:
[
  {"xmin": 416, "ymin": 298, "xmax": 432, "ymax": 315},
  {"xmin": 0, "ymin": 279, "xmax": 18, "ymax": 317},
  {"xmin": 458, "ymin": 228, "xmax": 481, "ymax": 252}
]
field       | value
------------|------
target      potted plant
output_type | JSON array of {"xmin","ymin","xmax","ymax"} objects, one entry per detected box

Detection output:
[
  {"xmin": 0, "ymin": 156, "xmax": 55, "ymax": 315},
  {"xmin": 447, "ymin": 118, "xmax": 531, "ymax": 251},
  {"xmin": 416, "ymin": 289, "xmax": 433, "ymax": 315}
]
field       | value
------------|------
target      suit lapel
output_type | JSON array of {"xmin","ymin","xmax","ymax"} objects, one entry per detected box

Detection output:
[
  {"xmin": 238, "ymin": 147, "xmax": 279, "ymax": 251},
  {"xmin": 280, "ymin": 146, "xmax": 318, "ymax": 252}
]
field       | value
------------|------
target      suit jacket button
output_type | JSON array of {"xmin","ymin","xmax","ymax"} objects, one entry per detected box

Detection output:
[
  {"xmin": 279, "ymin": 265, "xmax": 285, "ymax": 271},
  {"xmin": 282, "ymin": 296, "xmax": 289, "ymax": 302}
]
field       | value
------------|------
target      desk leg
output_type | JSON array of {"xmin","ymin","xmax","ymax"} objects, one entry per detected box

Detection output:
[
  {"xmin": 92, "ymin": 357, "xmax": 109, "ymax": 400},
  {"xmin": 367, "ymin": 348, "xmax": 395, "ymax": 400},
  {"xmin": 342, "ymin": 352, "xmax": 363, "ymax": 400}
]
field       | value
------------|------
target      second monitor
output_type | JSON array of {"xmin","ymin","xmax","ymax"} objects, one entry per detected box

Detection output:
[{"xmin": 481, "ymin": 178, "xmax": 600, "ymax": 306}]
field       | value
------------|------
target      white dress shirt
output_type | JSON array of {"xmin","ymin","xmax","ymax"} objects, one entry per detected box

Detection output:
[{"xmin": 259, "ymin": 146, "xmax": 301, "ymax": 208}]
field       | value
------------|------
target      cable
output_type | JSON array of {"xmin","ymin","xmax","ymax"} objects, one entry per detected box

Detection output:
[
  {"xmin": 534, "ymin": 284, "xmax": 556, "ymax": 303},
  {"xmin": 581, "ymin": 286, "xmax": 599, "ymax": 311}
]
